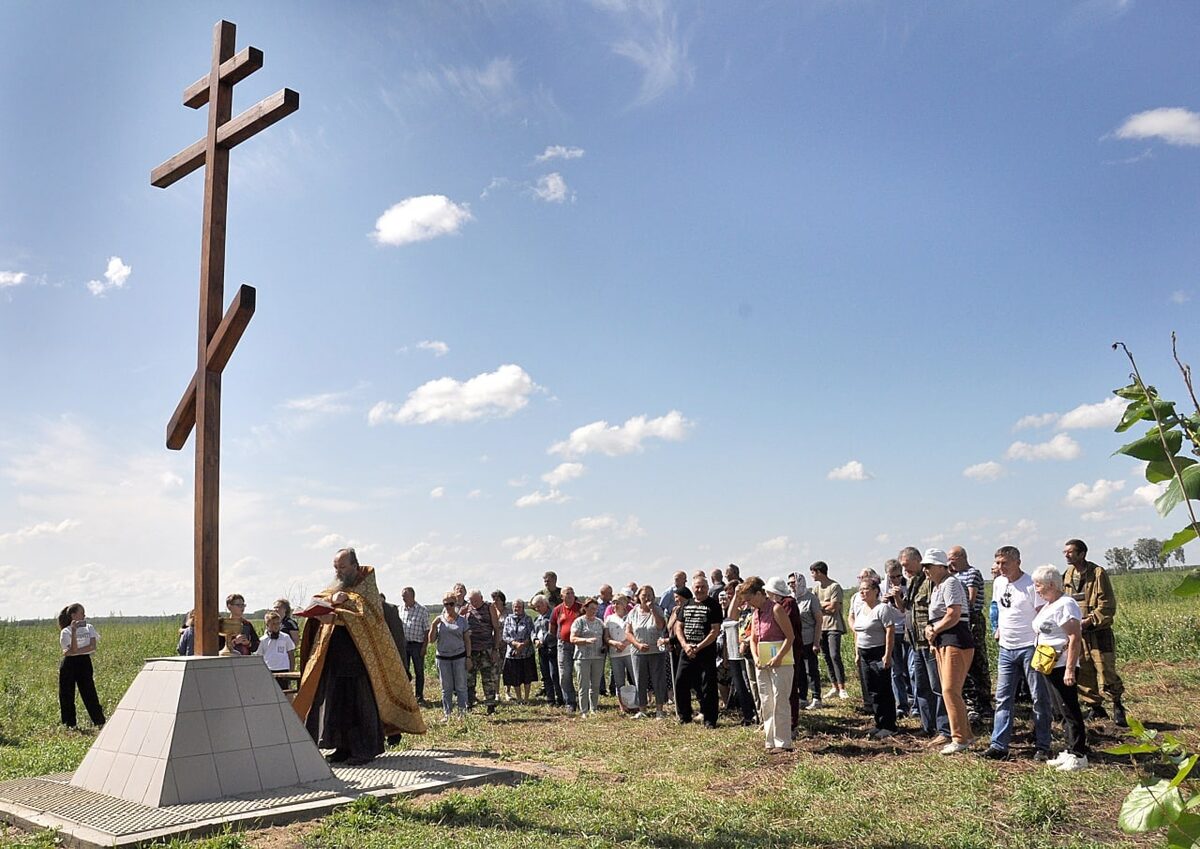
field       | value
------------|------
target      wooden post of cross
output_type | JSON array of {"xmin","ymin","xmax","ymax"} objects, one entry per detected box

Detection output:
[{"xmin": 152, "ymin": 20, "xmax": 298, "ymax": 656}]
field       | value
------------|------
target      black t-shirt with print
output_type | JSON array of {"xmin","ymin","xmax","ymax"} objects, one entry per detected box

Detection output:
[{"xmin": 680, "ymin": 597, "xmax": 723, "ymax": 645}]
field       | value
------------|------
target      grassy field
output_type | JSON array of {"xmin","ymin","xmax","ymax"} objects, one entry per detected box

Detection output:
[{"xmin": 0, "ymin": 571, "xmax": 1196, "ymax": 849}]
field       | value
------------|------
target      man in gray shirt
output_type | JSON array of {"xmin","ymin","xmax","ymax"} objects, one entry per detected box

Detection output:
[{"xmin": 789, "ymin": 573, "xmax": 824, "ymax": 710}]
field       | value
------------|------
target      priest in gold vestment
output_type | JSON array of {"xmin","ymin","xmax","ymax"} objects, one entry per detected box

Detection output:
[{"xmin": 294, "ymin": 548, "xmax": 426, "ymax": 764}]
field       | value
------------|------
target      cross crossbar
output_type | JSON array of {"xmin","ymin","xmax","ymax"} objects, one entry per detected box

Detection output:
[
  {"xmin": 183, "ymin": 46, "xmax": 263, "ymax": 108},
  {"xmin": 150, "ymin": 88, "xmax": 300, "ymax": 188},
  {"xmin": 166, "ymin": 283, "xmax": 256, "ymax": 450}
]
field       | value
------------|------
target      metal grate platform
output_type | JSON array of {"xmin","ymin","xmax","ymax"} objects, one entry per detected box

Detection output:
[{"xmin": 0, "ymin": 750, "xmax": 516, "ymax": 848}]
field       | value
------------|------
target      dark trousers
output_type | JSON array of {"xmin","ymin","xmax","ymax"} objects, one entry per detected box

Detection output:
[
  {"xmin": 539, "ymin": 644, "xmax": 562, "ymax": 704},
  {"xmin": 728, "ymin": 658, "xmax": 757, "ymax": 723},
  {"xmin": 1046, "ymin": 667, "xmax": 1089, "ymax": 755},
  {"xmin": 59, "ymin": 654, "xmax": 105, "ymax": 728},
  {"xmin": 821, "ymin": 631, "xmax": 846, "ymax": 687},
  {"xmin": 861, "ymin": 646, "xmax": 897, "ymax": 731},
  {"xmin": 962, "ymin": 615, "xmax": 993, "ymax": 715},
  {"xmin": 402, "ymin": 641, "xmax": 426, "ymax": 700},
  {"xmin": 675, "ymin": 646, "xmax": 718, "ymax": 725},
  {"xmin": 795, "ymin": 642, "xmax": 822, "ymax": 703}
]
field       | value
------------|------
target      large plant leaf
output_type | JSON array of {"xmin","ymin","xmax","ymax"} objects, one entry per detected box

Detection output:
[
  {"xmin": 1167, "ymin": 812, "xmax": 1200, "ymax": 849},
  {"xmin": 1156, "ymin": 464, "xmax": 1200, "ymax": 517},
  {"xmin": 1174, "ymin": 570, "xmax": 1200, "ymax": 598},
  {"xmin": 1165, "ymin": 529, "xmax": 1200, "ymax": 557},
  {"xmin": 1118, "ymin": 400, "xmax": 1179, "ymax": 433},
  {"xmin": 1115, "ymin": 384, "xmax": 1158, "ymax": 402},
  {"xmin": 1119, "ymin": 779, "xmax": 1185, "ymax": 833},
  {"xmin": 1117, "ymin": 428, "xmax": 1184, "ymax": 462},
  {"xmin": 1148, "ymin": 458, "xmax": 1198, "ymax": 483}
]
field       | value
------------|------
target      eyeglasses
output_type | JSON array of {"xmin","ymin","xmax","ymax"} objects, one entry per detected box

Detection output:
[
  {"xmin": 230, "ymin": 602, "xmax": 245, "ymax": 608},
  {"xmin": 1000, "ymin": 589, "xmax": 1013, "ymax": 608}
]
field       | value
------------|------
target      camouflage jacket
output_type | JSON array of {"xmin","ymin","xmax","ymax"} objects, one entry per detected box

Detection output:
[{"xmin": 1063, "ymin": 560, "xmax": 1117, "ymax": 631}]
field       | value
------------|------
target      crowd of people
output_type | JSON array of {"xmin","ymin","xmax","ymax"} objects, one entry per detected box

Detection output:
[{"xmin": 56, "ymin": 538, "xmax": 1127, "ymax": 772}]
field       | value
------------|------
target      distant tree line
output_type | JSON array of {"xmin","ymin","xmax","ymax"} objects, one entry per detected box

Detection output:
[{"xmin": 1104, "ymin": 538, "xmax": 1188, "ymax": 574}]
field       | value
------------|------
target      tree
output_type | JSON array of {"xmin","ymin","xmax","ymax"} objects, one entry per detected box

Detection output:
[
  {"xmin": 1171, "ymin": 546, "xmax": 1186, "ymax": 566},
  {"xmin": 1105, "ymin": 546, "xmax": 1136, "ymax": 574},
  {"xmin": 1133, "ymin": 537, "xmax": 1169, "ymax": 570}
]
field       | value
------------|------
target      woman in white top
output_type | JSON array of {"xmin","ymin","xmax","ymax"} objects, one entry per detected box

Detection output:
[
  {"xmin": 570, "ymin": 598, "xmax": 606, "ymax": 717},
  {"xmin": 604, "ymin": 595, "xmax": 636, "ymax": 715},
  {"xmin": 852, "ymin": 579, "xmax": 896, "ymax": 739},
  {"xmin": 625, "ymin": 585, "xmax": 668, "ymax": 718},
  {"xmin": 1031, "ymin": 565, "xmax": 1089, "ymax": 771},
  {"xmin": 57, "ymin": 603, "xmax": 106, "ymax": 729}
]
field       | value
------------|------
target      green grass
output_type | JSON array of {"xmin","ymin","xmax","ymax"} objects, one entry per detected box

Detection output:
[{"xmin": 1, "ymin": 571, "xmax": 1197, "ymax": 849}]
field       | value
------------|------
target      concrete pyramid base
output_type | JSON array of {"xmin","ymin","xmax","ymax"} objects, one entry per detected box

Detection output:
[{"xmin": 71, "ymin": 655, "xmax": 332, "ymax": 807}]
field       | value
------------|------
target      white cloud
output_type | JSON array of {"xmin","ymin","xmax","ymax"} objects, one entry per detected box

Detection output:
[
  {"xmin": 535, "ymin": 145, "xmax": 585, "ymax": 163},
  {"xmin": 0, "ymin": 518, "xmax": 81, "ymax": 545},
  {"xmin": 1113, "ymin": 107, "xmax": 1200, "ymax": 147},
  {"xmin": 1005, "ymin": 433, "xmax": 1081, "ymax": 461},
  {"xmin": 1058, "ymin": 397, "xmax": 1125, "ymax": 430},
  {"xmin": 549, "ymin": 410, "xmax": 690, "ymax": 459},
  {"xmin": 533, "ymin": 172, "xmax": 571, "ymax": 203},
  {"xmin": 0, "ymin": 271, "xmax": 28, "ymax": 288},
  {"xmin": 372, "ymin": 195, "xmax": 473, "ymax": 246},
  {"xmin": 416, "ymin": 340, "xmax": 450, "ymax": 356},
  {"xmin": 294, "ymin": 495, "xmax": 362, "ymax": 513},
  {"xmin": 572, "ymin": 513, "xmax": 645, "ymax": 538},
  {"xmin": 1170, "ymin": 290, "xmax": 1191, "ymax": 305},
  {"xmin": 1014, "ymin": 413, "xmax": 1058, "ymax": 431},
  {"xmin": 1123, "ymin": 481, "xmax": 1167, "ymax": 507},
  {"xmin": 467, "ymin": 489, "xmax": 483, "ymax": 500},
  {"xmin": 369, "ymin": 364, "xmax": 538, "ymax": 425},
  {"xmin": 1065, "ymin": 479, "xmax": 1125, "ymax": 510},
  {"xmin": 1081, "ymin": 511, "xmax": 1113, "ymax": 522},
  {"xmin": 874, "ymin": 533, "xmax": 890, "ymax": 544},
  {"xmin": 963, "ymin": 461, "xmax": 1005, "ymax": 481},
  {"xmin": 282, "ymin": 391, "xmax": 351, "ymax": 414},
  {"xmin": 430, "ymin": 486, "xmax": 446, "ymax": 500},
  {"xmin": 601, "ymin": 0, "xmax": 695, "ymax": 106},
  {"xmin": 543, "ymin": 462, "xmax": 586, "ymax": 486},
  {"xmin": 827, "ymin": 460, "xmax": 871, "ymax": 481},
  {"xmin": 757, "ymin": 535, "xmax": 792, "ymax": 552},
  {"xmin": 86, "ymin": 256, "xmax": 131, "ymax": 296},
  {"xmin": 514, "ymin": 488, "xmax": 571, "ymax": 508}
]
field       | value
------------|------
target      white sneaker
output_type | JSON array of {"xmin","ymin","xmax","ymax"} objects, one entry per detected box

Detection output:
[
  {"xmin": 631, "ymin": 712, "xmax": 646, "ymax": 720},
  {"xmin": 824, "ymin": 687, "xmax": 839, "ymax": 699},
  {"xmin": 1056, "ymin": 753, "xmax": 1088, "ymax": 772},
  {"xmin": 1047, "ymin": 750, "xmax": 1069, "ymax": 766},
  {"xmin": 838, "ymin": 689, "xmax": 849, "ymax": 700},
  {"xmin": 940, "ymin": 741, "xmax": 971, "ymax": 755},
  {"xmin": 806, "ymin": 698, "xmax": 823, "ymax": 710}
]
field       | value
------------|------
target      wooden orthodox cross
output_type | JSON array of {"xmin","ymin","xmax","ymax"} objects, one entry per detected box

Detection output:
[{"xmin": 152, "ymin": 20, "xmax": 298, "ymax": 655}]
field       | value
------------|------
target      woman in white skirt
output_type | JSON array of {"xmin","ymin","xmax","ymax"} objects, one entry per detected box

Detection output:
[{"xmin": 740, "ymin": 576, "xmax": 795, "ymax": 753}]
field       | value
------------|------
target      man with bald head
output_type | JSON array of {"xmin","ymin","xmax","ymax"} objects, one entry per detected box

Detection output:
[
  {"xmin": 661, "ymin": 571, "xmax": 688, "ymax": 618},
  {"xmin": 949, "ymin": 545, "xmax": 993, "ymax": 722}
]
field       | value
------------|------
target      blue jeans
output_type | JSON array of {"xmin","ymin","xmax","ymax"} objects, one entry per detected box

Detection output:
[
  {"xmin": 437, "ymin": 656, "xmax": 468, "ymax": 715},
  {"xmin": 557, "ymin": 642, "xmax": 577, "ymax": 709},
  {"xmin": 990, "ymin": 644, "xmax": 1052, "ymax": 753},
  {"xmin": 891, "ymin": 638, "xmax": 912, "ymax": 714},
  {"xmin": 538, "ymin": 643, "xmax": 561, "ymax": 704},
  {"xmin": 910, "ymin": 646, "xmax": 950, "ymax": 736}
]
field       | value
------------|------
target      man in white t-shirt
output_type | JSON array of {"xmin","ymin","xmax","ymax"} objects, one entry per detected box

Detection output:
[{"xmin": 983, "ymin": 545, "xmax": 1052, "ymax": 761}]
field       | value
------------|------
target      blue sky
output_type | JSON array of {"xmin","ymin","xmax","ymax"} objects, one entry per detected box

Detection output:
[{"xmin": 2, "ymin": 1, "xmax": 1198, "ymax": 618}]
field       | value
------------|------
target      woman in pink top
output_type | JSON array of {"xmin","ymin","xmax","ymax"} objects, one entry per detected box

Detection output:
[{"xmin": 739, "ymin": 576, "xmax": 795, "ymax": 753}]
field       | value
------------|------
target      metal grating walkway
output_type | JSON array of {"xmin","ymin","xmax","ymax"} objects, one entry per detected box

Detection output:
[{"xmin": 0, "ymin": 750, "xmax": 516, "ymax": 848}]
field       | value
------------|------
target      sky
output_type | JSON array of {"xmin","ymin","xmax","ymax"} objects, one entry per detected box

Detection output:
[{"xmin": 2, "ymin": 1, "xmax": 1198, "ymax": 619}]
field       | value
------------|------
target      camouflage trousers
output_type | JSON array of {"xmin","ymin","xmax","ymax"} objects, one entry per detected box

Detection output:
[
  {"xmin": 468, "ymin": 649, "xmax": 499, "ymax": 708},
  {"xmin": 1077, "ymin": 628, "xmax": 1124, "ymax": 708}
]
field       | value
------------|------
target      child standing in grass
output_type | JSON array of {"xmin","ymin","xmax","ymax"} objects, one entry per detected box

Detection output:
[{"xmin": 58, "ymin": 603, "xmax": 106, "ymax": 730}]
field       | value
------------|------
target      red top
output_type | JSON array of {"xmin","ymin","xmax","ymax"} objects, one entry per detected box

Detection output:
[
  {"xmin": 754, "ymin": 599, "xmax": 786, "ymax": 642},
  {"xmin": 551, "ymin": 601, "xmax": 582, "ymax": 642}
]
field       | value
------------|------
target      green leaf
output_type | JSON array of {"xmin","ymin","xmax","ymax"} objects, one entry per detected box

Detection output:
[
  {"xmin": 1148, "ymin": 458, "xmax": 1198, "ymax": 483},
  {"xmin": 1128, "ymin": 716, "xmax": 1149, "ymax": 738},
  {"xmin": 1171, "ymin": 755, "xmax": 1199, "ymax": 789},
  {"xmin": 1118, "ymin": 400, "xmax": 1179, "ymax": 433},
  {"xmin": 1165, "ymin": 529, "xmax": 1200, "ymax": 556},
  {"xmin": 1116, "ymin": 384, "xmax": 1157, "ymax": 402},
  {"xmin": 1119, "ymin": 779, "xmax": 1185, "ymax": 833},
  {"xmin": 1167, "ymin": 812, "xmax": 1200, "ymax": 849},
  {"xmin": 1174, "ymin": 570, "xmax": 1200, "ymax": 598},
  {"xmin": 1117, "ymin": 428, "xmax": 1184, "ymax": 462},
  {"xmin": 1105, "ymin": 742, "xmax": 1159, "ymax": 755},
  {"xmin": 1156, "ymin": 464, "xmax": 1200, "ymax": 517}
]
